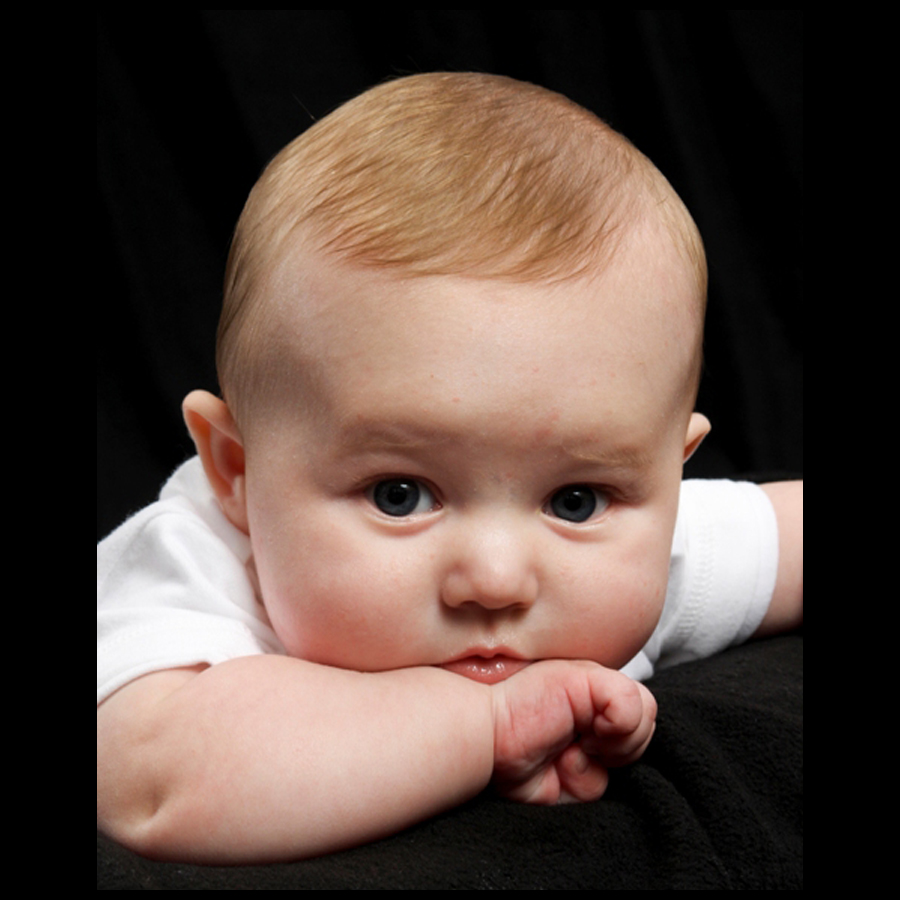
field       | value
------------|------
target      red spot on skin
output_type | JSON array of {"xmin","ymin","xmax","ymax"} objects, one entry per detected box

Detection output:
[{"xmin": 532, "ymin": 408, "xmax": 560, "ymax": 443}]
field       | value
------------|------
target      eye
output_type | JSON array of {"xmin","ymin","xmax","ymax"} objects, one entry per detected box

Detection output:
[
  {"xmin": 545, "ymin": 485, "xmax": 609, "ymax": 523},
  {"xmin": 368, "ymin": 479, "xmax": 439, "ymax": 517}
]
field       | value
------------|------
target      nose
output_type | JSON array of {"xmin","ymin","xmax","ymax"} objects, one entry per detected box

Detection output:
[{"xmin": 440, "ymin": 515, "xmax": 539, "ymax": 612}]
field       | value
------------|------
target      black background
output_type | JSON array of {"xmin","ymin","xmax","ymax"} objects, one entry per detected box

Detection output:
[{"xmin": 97, "ymin": 11, "xmax": 802, "ymax": 541}]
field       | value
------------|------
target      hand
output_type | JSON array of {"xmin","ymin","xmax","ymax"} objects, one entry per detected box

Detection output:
[{"xmin": 490, "ymin": 659, "xmax": 657, "ymax": 804}]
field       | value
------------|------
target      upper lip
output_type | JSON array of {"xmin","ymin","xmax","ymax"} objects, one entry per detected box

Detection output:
[{"xmin": 444, "ymin": 647, "xmax": 528, "ymax": 663}]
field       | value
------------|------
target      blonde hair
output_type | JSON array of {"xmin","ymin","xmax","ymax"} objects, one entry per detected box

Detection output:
[{"xmin": 218, "ymin": 72, "xmax": 706, "ymax": 426}]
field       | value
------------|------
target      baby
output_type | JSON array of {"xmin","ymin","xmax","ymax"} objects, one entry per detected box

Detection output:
[{"xmin": 97, "ymin": 72, "xmax": 802, "ymax": 863}]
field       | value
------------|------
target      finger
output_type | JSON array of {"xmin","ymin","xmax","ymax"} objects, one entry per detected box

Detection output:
[
  {"xmin": 557, "ymin": 744, "xmax": 610, "ymax": 802},
  {"xmin": 583, "ymin": 718, "xmax": 656, "ymax": 768},
  {"xmin": 589, "ymin": 671, "xmax": 655, "ymax": 736},
  {"xmin": 494, "ymin": 766, "xmax": 563, "ymax": 805},
  {"xmin": 582, "ymin": 682, "xmax": 657, "ymax": 766}
]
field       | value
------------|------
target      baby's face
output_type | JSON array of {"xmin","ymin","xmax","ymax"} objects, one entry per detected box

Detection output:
[{"xmin": 238, "ymin": 234, "xmax": 706, "ymax": 681}]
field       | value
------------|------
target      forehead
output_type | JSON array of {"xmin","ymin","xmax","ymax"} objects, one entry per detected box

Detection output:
[{"xmin": 254, "ymin": 227, "xmax": 700, "ymax": 450}]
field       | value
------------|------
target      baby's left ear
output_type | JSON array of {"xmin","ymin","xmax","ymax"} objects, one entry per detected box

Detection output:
[{"xmin": 683, "ymin": 412, "xmax": 711, "ymax": 463}]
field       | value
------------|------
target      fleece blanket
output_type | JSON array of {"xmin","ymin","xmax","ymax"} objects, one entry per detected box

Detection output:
[{"xmin": 97, "ymin": 633, "xmax": 802, "ymax": 889}]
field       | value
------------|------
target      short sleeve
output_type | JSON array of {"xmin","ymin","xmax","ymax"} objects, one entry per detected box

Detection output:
[
  {"xmin": 97, "ymin": 459, "xmax": 284, "ymax": 704},
  {"xmin": 622, "ymin": 479, "xmax": 779, "ymax": 680}
]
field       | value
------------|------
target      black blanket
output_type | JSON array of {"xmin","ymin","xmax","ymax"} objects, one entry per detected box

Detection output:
[{"xmin": 97, "ymin": 634, "xmax": 802, "ymax": 889}]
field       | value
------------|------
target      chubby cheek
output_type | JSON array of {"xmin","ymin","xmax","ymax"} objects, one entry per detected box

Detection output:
[
  {"xmin": 250, "ymin": 520, "xmax": 425, "ymax": 669},
  {"xmin": 251, "ymin": 532, "xmax": 353, "ymax": 663},
  {"xmin": 260, "ymin": 576, "xmax": 353, "ymax": 664},
  {"xmin": 562, "ymin": 535, "xmax": 670, "ymax": 669}
]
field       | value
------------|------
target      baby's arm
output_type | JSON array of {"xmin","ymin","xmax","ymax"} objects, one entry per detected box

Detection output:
[
  {"xmin": 755, "ymin": 480, "xmax": 803, "ymax": 637},
  {"xmin": 97, "ymin": 656, "xmax": 495, "ymax": 863},
  {"xmin": 97, "ymin": 655, "xmax": 654, "ymax": 863}
]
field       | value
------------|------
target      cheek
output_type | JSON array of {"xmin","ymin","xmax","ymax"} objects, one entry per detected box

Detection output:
[
  {"xmin": 251, "ymin": 523, "xmax": 358, "ymax": 660},
  {"xmin": 559, "ymin": 530, "xmax": 671, "ymax": 668},
  {"xmin": 250, "ymin": 517, "xmax": 428, "ymax": 667}
]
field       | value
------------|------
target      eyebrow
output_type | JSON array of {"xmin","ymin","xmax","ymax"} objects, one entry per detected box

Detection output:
[
  {"xmin": 330, "ymin": 419, "xmax": 452, "ymax": 453},
  {"xmin": 564, "ymin": 442, "xmax": 655, "ymax": 471}
]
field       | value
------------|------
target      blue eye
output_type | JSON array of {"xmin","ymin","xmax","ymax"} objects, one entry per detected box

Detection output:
[
  {"xmin": 546, "ymin": 485, "xmax": 608, "ymax": 523},
  {"xmin": 369, "ymin": 479, "xmax": 438, "ymax": 517}
]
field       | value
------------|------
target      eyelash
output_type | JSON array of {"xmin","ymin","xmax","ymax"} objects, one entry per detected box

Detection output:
[{"xmin": 364, "ymin": 477, "xmax": 611, "ymax": 524}]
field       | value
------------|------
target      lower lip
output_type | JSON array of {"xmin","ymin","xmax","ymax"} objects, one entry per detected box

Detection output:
[{"xmin": 439, "ymin": 656, "xmax": 531, "ymax": 684}]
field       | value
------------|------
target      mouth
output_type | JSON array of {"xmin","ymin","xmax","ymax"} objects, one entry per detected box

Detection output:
[{"xmin": 438, "ymin": 653, "xmax": 532, "ymax": 685}]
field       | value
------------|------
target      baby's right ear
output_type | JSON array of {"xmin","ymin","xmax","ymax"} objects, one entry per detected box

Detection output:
[{"xmin": 182, "ymin": 390, "xmax": 249, "ymax": 534}]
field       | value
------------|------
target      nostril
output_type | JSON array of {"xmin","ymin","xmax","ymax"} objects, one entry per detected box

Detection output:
[{"xmin": 440, "ymin": 566, "xmax": 538, "ymax": 611}]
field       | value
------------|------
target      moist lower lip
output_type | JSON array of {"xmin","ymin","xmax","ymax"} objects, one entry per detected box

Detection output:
[{"xmin": 439, "ymin": 655, "xmax": 531, "ymax": 684}]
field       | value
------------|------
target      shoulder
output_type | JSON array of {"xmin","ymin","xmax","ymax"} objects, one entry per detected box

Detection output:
[
  {"xmin": 97, "ymin": 457, "xmax": 280, "ymax": 706},
  {"xmin": 98, "ymin": 457, "xmax": 250, "ymax": 578},
  {"xmin": 675, "ymin": 479, "xmax": 779, "ymax": 568},
  {"xmin": 654, "ymin": 479, "xmax": 780, "ymax": 666}
]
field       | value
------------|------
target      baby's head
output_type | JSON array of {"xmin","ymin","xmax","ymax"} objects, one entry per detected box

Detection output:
[
  {"xmin": 217, "ymin": 72, "xmax": 706, "ymax": 428},
  {"xmin": 185, "ymin": 72, "xmax": 711, "ymax": 679}
]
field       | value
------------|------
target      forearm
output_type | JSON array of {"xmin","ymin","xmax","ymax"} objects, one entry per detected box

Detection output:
[
  {"xmin": 97, "ymin": 655, "xmax": 495, "ymax": 863},
  {"xmin": 756, "ymin": 480, "xmax": 803, "ymax": 637}
]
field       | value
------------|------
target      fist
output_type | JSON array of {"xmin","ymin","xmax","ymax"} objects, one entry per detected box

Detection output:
[{"xmin": 490, "ymin": 659, "xmax": 657, "ymax": 804}]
